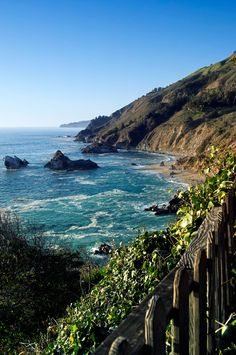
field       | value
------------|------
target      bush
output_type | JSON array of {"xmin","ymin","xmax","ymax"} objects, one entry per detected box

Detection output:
[{"xmin": 0, "ymin": 212, "xmax": 101, "ymax": 353}]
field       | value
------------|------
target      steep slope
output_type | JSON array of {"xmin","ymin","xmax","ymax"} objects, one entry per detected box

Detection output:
[{"xmin": 76, "ymin": 53, "xmax": 236, "ymax": 155}]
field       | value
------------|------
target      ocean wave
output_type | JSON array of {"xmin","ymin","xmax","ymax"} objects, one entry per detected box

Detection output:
[
  {"xmin": 94, "ymin": 211, "xmax": 110, "ymax": 217},
  {"xmin": 76, "ymin": 216, "xmax": 98, "ymax": 230},
  {"xmin": 13, "ymin": 194, "xmax": 89, "ymax": 211},
  {"xmin": 94, "ymin": 189, "xmax": 126, "ymax": 198},
  {"xmin": 166, "ymin": 178, "xmax": 188, "ymax": 187},
  {"xmin": 75, "ymin": 178, "xmax": 96, "ymax": 185},
  {"xmin": 42, "ymin": 230, "xmax": 87, "ymax": 240}
]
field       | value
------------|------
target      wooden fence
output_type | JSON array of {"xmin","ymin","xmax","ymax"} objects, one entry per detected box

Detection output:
[{"xmin": 94, "ymin": 188, "xmax": 236, "ymax": 355}]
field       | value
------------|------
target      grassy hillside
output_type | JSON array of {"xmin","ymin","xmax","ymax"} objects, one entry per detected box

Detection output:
[{"xmin": 76, "ymin": 53, "xmax": 236, "ymax": 155}]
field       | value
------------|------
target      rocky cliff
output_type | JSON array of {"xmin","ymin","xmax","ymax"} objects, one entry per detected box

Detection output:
[{"xmin": 75, "ymin": 53, "xmax": 236, "ymax": 155}]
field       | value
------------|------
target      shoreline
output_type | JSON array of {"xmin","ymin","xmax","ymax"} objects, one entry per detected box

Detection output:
[{"xmin": 142, "ymin": 160, "xmax": 204, "ymax": 186}]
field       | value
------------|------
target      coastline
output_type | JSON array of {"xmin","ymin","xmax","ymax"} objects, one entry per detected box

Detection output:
[{"xmin": 142, "ymin": 160, "xmax": 204, "ymax": 186}]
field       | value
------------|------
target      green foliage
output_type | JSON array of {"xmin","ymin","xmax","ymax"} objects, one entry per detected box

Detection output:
[
  {"xmin": 217, "ymin": 313, "xmax": 236, "ymax": 354},
  {"xmin": 45, "ymin": 148, "xmax": 236, "ymax": 354},
  {"xmin": 0, "ymin": 212, "xmax": 101, "ymax": 354},
  {"xmin": 45, "ymin": 230, "xmax": 175, "ymax": 354}
]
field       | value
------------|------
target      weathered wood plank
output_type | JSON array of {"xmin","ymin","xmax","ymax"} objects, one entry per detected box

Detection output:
[
  {"xmin": 145, "ymin": 295, "xmax": 167, "ymax": 355},
  {"xmin": 225, "ymin": 188, "xmax": 236, "ymax": 313},
  {"xmin": 206, "ymin": 232, "xmax": 215, "ymax": 353},
  {"xmin": 108, "ymin": 336, "xmax": 131, "ymax": 355},
  {"xmin": 172, "ymin": 268, "xmax": 190, "ymax": 355},
  {"xmin": 177, "ymin": 207, "xmax": 222, "ymax": 269},
  {"xmin": 192, "ymin": 249, "xmax": 207, "ymax": 355},
  {"xmin": 94, "ymin": 268, "xmax": 178, "ymax": 355},
  {"xmin": 223, "ymin": 201, "xmax": 233, "ymax": 318}
]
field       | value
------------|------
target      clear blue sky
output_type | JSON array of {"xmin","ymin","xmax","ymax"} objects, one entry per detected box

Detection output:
[{"xmin": 0, "ymin": 0, "xmax": 235, "ymax": 127}]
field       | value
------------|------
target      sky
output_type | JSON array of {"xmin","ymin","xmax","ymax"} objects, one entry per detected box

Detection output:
[{"xmin": 0, "ymin": 0, "xmax": 236, "ymax": 127}]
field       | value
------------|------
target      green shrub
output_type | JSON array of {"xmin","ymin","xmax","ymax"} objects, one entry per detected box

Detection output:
[{"xmin": 0, "ymin": 212, "xmax": 101, "ymax": 354}]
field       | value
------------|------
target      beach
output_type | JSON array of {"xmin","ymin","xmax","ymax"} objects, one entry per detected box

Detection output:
[{"xmin": 143, "ymin": 160, "xmax": 204, "ymax": 186}]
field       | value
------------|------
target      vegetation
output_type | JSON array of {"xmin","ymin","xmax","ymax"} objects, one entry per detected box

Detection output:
[
  {"xmin": 44, "ymin": 148, "xmax": 236, "ymax": 354},
  {"xmin": 0, "ymin": 213, "xmax": 101, "ymax": 354}
]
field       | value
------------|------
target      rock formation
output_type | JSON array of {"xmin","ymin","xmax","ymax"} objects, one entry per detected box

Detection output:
[
  {"xmin": 145, "ymin": 192, "xmax": 189, "ymax": 215},
  {"xmin": 81, "ymin": 142, "xmax": 118, "ymax": 154},
  {"xmin": 94, "ymin": 243, "xmax": 112, "ymax": 256},
  {"xmin": 4, "ymin": 156, "xmax": 29, "ymax": 169},
  {"xmin": 44, "ymin": 150, "xmax": 98, "ymax": 170}
]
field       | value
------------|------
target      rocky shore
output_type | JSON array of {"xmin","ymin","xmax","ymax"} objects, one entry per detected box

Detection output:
[
  {"xmin": 144, "ymin": 192, "xmax": 188, "ymax": 216},
  {"xmin": 81, "ymin": 142, "xmax": 118, "ymax": 154}
]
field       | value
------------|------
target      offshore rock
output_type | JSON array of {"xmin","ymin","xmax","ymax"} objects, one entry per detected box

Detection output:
[
  {"xmin": 44, "ymin": 150, "xmax": 98, "ymax": 170},
  {"xmin": 144, "ymin": 204, "xmax": 160, "ymax": 212},
  {"xmin": 145, "ymin": 193, "xmax": 188, "ymax": 216},
  {"xmin": 81, "ymin": 142, "xmax": 118, "ymax": 154},
  {"xmin": 94, "ymin": 243, "xmax": 112, "ymax": 256},
  {"xmin": 4, "ymin": 156, "xmax": 29, "ymax": 169}
]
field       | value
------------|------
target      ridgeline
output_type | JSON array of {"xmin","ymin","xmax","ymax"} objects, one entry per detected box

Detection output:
[{"xmin": 76, "ymin": 53, "xmax": 236, "ymax": 156}]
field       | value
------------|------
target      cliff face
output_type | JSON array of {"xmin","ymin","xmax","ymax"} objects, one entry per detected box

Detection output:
[{"xmin": 76, "ymin": 53, "xmax": 236, "ymax": 155}]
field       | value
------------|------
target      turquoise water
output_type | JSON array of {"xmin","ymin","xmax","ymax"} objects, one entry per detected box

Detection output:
[{"xmin": 0, "ymin": 127, "xmax": 183, "ymax": 258}]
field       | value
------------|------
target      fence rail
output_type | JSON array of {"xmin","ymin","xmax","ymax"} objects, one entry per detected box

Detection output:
[{"xmin": 94, "ymin": 188, "xmax": 236, "ymax": 355}]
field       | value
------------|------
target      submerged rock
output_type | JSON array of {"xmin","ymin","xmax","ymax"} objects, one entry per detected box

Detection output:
[
  {"xmin": 44, "ymin": 150, "xmax": 98, "ymax": 170},
  {"xmin": 144, "ymin": 204, "xmax": 160, "ymax": 212},
  {"xmin": 145, "ymin": 193, "xmax": 188, "ymax": 216},
  {"xmin": 4, "ymin": 156, "xmax": 29, "ymax": 169},
  {"xmin": 94, "ymin": 243, "xmax": 112, "ymax": 256},
  {"xmin": 81, "ymin": 142, "xmax": 118, "ymax": 154}
]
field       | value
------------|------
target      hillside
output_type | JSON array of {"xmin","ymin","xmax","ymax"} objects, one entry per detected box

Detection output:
[
  {"xmin": 76, "ymin": 53, "xmax": 236, "ymax": 155},
  {"xmin": 60, "ymin": 120, "xmax": 91, "ymax": 128}
]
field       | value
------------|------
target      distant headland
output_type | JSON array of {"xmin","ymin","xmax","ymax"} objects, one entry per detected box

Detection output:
[{"xmin": 60, "ymin": 120, "xmax": 91, "ymax": 128}]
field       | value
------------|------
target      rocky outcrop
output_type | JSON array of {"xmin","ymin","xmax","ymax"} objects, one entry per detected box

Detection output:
[
  {"xmin": 4, "ymin": 156, "xmax": 29, "ymax": 169},
  {"xmin": 75, "ymin": 116, "xmax": 112, "ymax": 142},
  {"xmin": 74, "ymin": 53, "xmax": 236, "ymax": 156},
  {"xmin": 44, "ymin": 150, "xmax": 98, "ymax": 170},
  {"xmin": 81, "ymin": 142, "xmax": 118, "ymax": 154},
  {"xmin": 145, "ymin": 193, "xmax": 188, "ymax": 216},
  {"xmin": 94, "ymin": 243, "xmax": 112, "ymax": 256}
]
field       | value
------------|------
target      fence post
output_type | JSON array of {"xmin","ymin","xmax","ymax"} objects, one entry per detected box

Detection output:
[
  {"xmin": 108, "ymin": 336, "xmax": 131, "ymax": 355},
  {"xmin": 145, "ymin": 295, "xmax": 167, "ymax": 355},
  {"xmin": 192, "ymin": 249, "xmax": 207, "ymax": 355},
  {"xmin": 206, "ymin": 231, "xmax": 215, "ymax": 353},
  {"xmin": 172, "ymin": 268, "xmax": 190, "ymax": 355},
  {"xmin": 223, "ymin": 190, "xmax": 235, "ymax": 314}
]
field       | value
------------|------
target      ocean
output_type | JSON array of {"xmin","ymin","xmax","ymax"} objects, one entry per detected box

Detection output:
[{"xmin": 0, "ymin": 127, "xmax": 183, "ymax": 259}]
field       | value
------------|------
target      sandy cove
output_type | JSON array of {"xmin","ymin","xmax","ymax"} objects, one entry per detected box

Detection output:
[{"xmin": 142, "ymin": 160, "xmax": 204, "ymax": 186}]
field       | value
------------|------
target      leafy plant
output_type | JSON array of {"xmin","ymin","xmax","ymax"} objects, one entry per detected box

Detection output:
[{"xmin": 0, "ymin": 211, "xmax": 101, "ymax": 354}]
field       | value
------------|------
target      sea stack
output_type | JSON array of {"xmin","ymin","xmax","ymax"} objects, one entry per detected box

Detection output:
[
  {"xmin": 44, "ymin": 150, "xmax": 98, "ymax": 170},
  {"xmin": 4, "ymin": 156, "xmax": 29, "ymax": 169}
]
